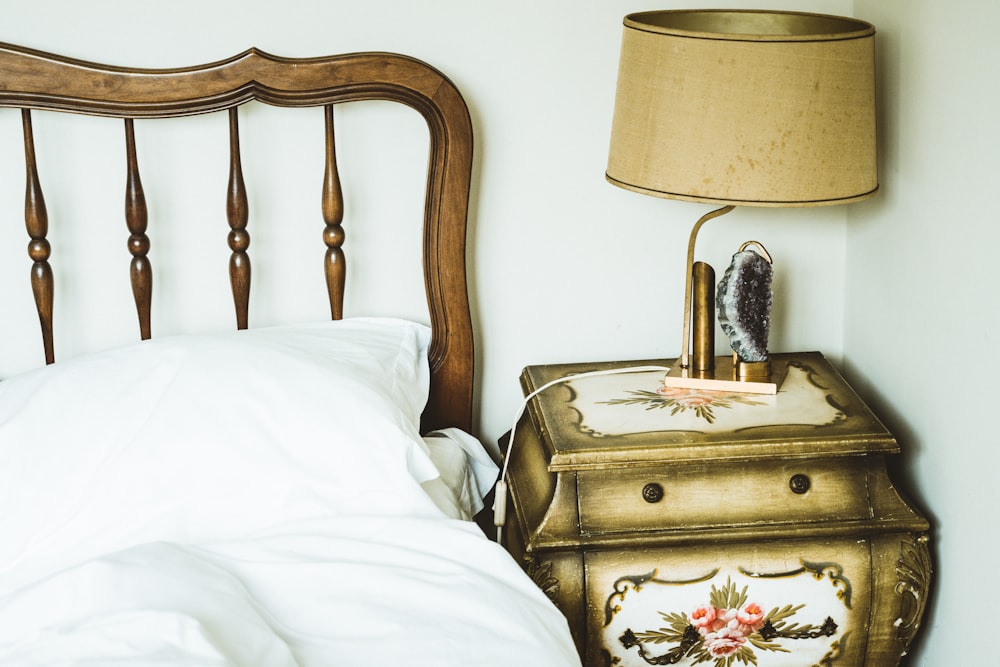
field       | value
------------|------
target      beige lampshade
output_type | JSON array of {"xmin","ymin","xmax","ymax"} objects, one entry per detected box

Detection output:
[{"xmin": 607, "ymin": 10, "xmax": 878, "ymax": 207}]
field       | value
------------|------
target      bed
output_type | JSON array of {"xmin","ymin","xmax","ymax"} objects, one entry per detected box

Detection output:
[{"xmin": 0, "ymin": 42, "xmax": 580, "ymax": 665}]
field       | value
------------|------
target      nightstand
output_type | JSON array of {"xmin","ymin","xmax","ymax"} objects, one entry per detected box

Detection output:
[{"xmin": 502, "ymin": 352, "xmax": 930, "ymax": 667}]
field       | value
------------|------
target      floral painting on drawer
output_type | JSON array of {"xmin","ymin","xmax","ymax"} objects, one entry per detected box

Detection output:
[{"xmin": 602, "ymin": 563, "xmax": 855, "ymax": 667}]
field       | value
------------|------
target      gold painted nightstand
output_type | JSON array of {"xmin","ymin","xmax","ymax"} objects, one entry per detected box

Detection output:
[{"xmin": 502, "ymin": 352, "xmax": 930, "ymax": 667}]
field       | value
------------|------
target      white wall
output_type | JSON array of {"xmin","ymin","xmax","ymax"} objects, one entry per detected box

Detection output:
[
  {"xmin": 845, "ymin": 1, "xmax": 1000, "ymax": 665},
  {"xmin": 7, "ymin": 2, "xmax": 977, "ymax": 663}
]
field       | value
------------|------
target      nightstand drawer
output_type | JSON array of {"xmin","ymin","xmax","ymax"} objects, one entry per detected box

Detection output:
[{"xmin": 577, "ymin": 456, "xmax": 870, "ymax": 534}]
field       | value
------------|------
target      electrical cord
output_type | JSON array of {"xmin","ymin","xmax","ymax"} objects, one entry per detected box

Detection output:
[{"xmin": 493, "ymin": 364, "xmax": 671, "ymax": 545}]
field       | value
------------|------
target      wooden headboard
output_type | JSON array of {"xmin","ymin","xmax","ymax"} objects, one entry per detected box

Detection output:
[{"xmin": 0, "ymin": 42, "xmax": 475, "ymax": 433}]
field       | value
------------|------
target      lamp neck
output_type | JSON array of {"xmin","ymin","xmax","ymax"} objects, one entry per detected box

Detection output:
[{"xmin": 679, "ymin": 205, "xmax": 735, "ymax": 370}]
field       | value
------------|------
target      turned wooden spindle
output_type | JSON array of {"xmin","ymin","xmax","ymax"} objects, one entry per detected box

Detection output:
[
  {"xmin": 0, "ymin": 45, "xmax": 476, "ymax": 432},
  {"xmin": 124, "ymin": 118, "xmax": 153, "ymax": 339},
  {"xmin": 322, "ymin": 104, "xmax": 346, "ymax": 321},
  {"xmin": 227, "ymin": 107, "xmax": 251, "ymax": 329},
  {"xmin": 21, "ymin": 109, "xmax": 55, "ymax": 365}
]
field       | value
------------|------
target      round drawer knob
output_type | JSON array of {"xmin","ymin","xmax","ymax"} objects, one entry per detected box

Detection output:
[
  {"xmin": 789, "ymin": 474, "xmax": 811, "ymax": 494},
  {"xmin": 642, "ymin": 482, "xmax": 664, "ymax": 503}
]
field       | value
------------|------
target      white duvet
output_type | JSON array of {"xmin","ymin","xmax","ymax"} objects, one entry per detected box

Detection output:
[
  {"xmin": 0, "ymin": 517, "xmax": 579, "ymax": 666},
  {"xmin": 0, "ymin": 320, "xmax": 581, "ymax": 665}
]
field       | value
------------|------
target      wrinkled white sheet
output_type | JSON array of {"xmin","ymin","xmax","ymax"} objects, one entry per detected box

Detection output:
[
  {"xmin": 0, "ymin": 517, "xmax": 581, "ymax": 666},
  {"xmin": 0, "ymin": 323, "xmax": 581, "ymax": 665}
]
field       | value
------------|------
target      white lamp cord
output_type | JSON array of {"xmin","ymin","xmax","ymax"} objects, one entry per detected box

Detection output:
[{"xmin": 493, "ymin": 364, "xmax": 671, "ymax": 545}]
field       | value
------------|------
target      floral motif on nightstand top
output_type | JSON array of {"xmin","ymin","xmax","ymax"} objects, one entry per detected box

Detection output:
[
  {"xmin": 604, "ymin": 566, "xmax": 851, "ymax": 667},
  {"xmin": 569, "ymin": 362, "xmax": 843, "ymax": 437},
  {"xmin": 599, "ymin": 385, "xmax": 767, "ymax": 424}
]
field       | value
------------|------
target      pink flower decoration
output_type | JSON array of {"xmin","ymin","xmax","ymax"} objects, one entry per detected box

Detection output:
[
  {"xmin": 656, "ymin": 386, "xmax": 689, "ymax": 397},
  {"xmin": 737, "ymin": 602, "xmax": 766, "ymax": 632},
  {"xmin": 690, "ymin": 605, "xmax": 717, "ymax": 633},
  {"xmin": 675, "ymin": 394, "xmax": 715, "ymax": 407},
  {"xmin": 704, "ymin": 627, "xmax": 747, "ymax": 657}
]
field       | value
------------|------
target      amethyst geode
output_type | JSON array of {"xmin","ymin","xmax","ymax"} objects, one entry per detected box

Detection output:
[{"xmin": 716, "ymin": 249, "xmax": 772, "ymax": 362}]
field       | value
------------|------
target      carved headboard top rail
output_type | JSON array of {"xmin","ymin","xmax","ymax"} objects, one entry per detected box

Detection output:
[{"xmin": 0, "ymin": 42, "xmax": 475, "ymax": 433}]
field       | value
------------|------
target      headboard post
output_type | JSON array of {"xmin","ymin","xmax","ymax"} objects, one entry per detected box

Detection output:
[
  {"xmin": 1, "ymin": 44, "xmax": 475, "ymax": 433},
  {"xmin": 322, "ymin": 104, "xmax": 346, "ymax": 321},
  {"xmin": 20, "ymin": 108, "xmax": 55, "ymax": 365},
  {"xmin": 124, "ymin": 118, "xmax": 153, "ymax": 340},
  {"xmin": 226, "ymin": 107, "xmax": 251, "ymax": 330}
]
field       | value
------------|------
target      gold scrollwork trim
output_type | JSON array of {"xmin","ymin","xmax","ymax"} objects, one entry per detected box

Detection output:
[
  {"xmin": 604, "ymin": 568, "xmax": 720, "ymax": 626},
  {"xmin": 523, "ymin": 556, "xmax": 560, "ymax": 602},
  {"xmin": 895, "ymin": 533, "xmax": 931, "ymax": 647},
  {"xmin": 788, "ymin": 359, "xmax": 848, "ymax": 425},
  {"xmin": 814, "ymin": 630, "xmax": 851, "ymax": 667},
  {"xmin": 739, "ymin": 559, "xmax": 853, "ymax": 609}
]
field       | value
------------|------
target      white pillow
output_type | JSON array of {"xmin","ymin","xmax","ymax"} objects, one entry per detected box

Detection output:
[
  {"xmin": 421, "ymin": 428, "xmax": 499, "ymax": 520},
  {"xmin": 0, "ymin": 317, "xmax": 446, "ymax": 591}
]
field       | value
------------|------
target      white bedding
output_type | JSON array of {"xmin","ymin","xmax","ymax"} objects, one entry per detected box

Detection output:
[
  {"xmin": 0, "ymin": 518, "xmax": 579, "ymax": 665},
  {"xmin": 0, "ymin": 319, "xmax": 581, "ymax": 665}
]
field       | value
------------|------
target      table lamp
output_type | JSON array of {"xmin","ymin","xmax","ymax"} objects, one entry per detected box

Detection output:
[{"xmin": 607, "ymin": 9, "xmax": 877, "ymax": 394}]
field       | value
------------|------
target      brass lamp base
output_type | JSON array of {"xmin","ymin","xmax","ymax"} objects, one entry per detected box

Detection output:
[{"xmin": 663, "ymin": 355, "xmax": 789, "ymax": 395}]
